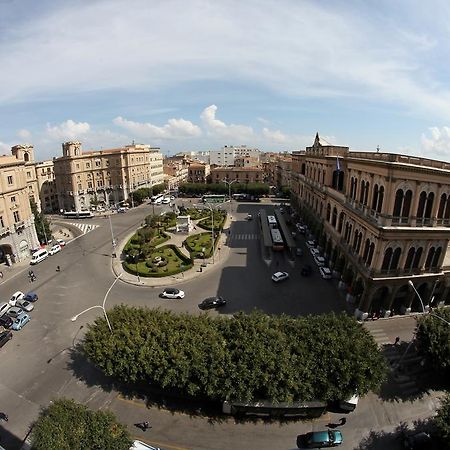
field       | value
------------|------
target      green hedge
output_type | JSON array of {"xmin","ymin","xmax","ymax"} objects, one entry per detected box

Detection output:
[{"xmin": 83, "ymin": 308, "xmax": 388, "ymax": 404}]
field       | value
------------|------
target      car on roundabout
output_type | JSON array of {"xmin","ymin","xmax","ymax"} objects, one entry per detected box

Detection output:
[
  {"xmin": 24, "ymin": 292, "xmax": 38, "ymax": 302},
  {"xmin": 49, "ymin": 244, "xmax": 62, "ymax": 255},
  {"xmin": 15, "ymin": 299, "xmax": 34, "ymax": 312},
  {"xmin": 271, "ymin": 271, "xmax": 289, "ymax": 283},
  {"xmin": 160, "ymin": 288, "xmax": 185, "ymax": 299},
  {"xmin": 198, "ymin": 296, "xmax": 227, "ymax": 310},
  {"xmin": 9, "ymin": 291, "xmax": 25, "ymax": 307},
  {"xmin": 297, "ymin": 430, "xmax": 343, "ymax": 449},
  {"xmin": 11, "ymin": 312, "xmax": 31, "ymax": 331},
  {"xmin": 319, "ymin": 267, "xmax": 332, "ymax": 280},
  {"xmin": 57, "ymin": 239, "xmax": 66, "ymax": 247}
]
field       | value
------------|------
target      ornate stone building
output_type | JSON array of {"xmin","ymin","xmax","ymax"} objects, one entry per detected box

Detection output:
[
  {"xmin": 0, "ymin": 147, "xmax": 39, "ymax": 264},
  {"xmin": 210, "ymin": 166, "xmax": 263, "ymax": 184},
  {"xmin": 53, "ymin": 142, "xmax": 163, "ymax": 211},
  {"xmin": 291, "ymin": 133, "xmax": 450, "ymax": 319}
]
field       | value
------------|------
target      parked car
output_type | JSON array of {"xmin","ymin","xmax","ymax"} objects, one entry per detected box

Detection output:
[
  {"xmin": 57, "ymin": 239, "xmax": 66, "ymax": 247},
  {"xmin": 296, "ymin": 224, "xmax": 306, "ymax": 234},
  {"xmin": 6, "ymin": 306, "xmax": 23, "ymax": 319},
  {"xmin": 310, "ymin": 248, "xmax": 320, "ymax": 257},
  {"xmin": 271, "ymin": 271, "xmax": 289, "ymax": 283},
  {"xmin": 295, "ymin": 248, "xmax": 303, "ymax": 257},
  {"xmin": 11, "ymin": 312, "xmax": 31, "ymax": 331},
  {"xmin": 198, "ymin": 296, "xmax": 227, "ymax": 310},
  {"xmin": 160, "ymin": 288, "xmax": 185, "ymax": 299},
  {"xmin": 0, "ymin": 302, "xmax": 10, "ymax": 317},
  {"xmin": 162, "ymin": 198, "xmax": 171, "ymax": 204},
  {"xmin": 0, "ymin": 330, "xmax": 12, "ymax": 348},
  {"xmin": 314, "ymin": 256, "xmax": 326, "ymax": 267},
  {"xmin": 401, "ymin": 431, "xmax": 432, "ymax": 450},
  {"xmin": 0, "ymin": 315, "xmax": 13, "ymax": 329},
  {"xmin": 130, "ymin": 440, "xmax": 161, "ymax": 450},
  {"xmin": 24, "ymin": 292, "xmax": 39, "ymax": 302},
  {"xmin": 9, "ymin": 291, "xmax": 25, "ymax": 307},
  {"xmin": 49, "ymin": 244, "xmax": 62, "ymax": 255},
  {"xmin": 297, "ymin": 430, "xmax": 343, "ymax": 449},
  {"xmin": 319, "ymin": 267, "xmax": 333, "ymax": 280},
  {"xmin": 15, "ymin": 299, "xmax": 34, "ymax": 312},
  {"xmin": 306, "ymin": 240, "xmax": 317, "ymax": 249},
  {"xmin": 301, "ymin": 265, "xmax": 313, "ymax": 276}
]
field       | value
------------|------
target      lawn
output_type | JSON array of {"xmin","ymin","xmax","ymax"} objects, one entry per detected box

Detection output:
[{"xmin": 184, "ymin": 232, "xmax": 219, "ymax": 258}]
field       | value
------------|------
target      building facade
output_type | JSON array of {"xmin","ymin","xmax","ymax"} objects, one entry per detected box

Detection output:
[
  {"xmin": 35, "ymin": 160, "xmax": 58, "ymax": 213},
  {"xmin": 210, "ymin": 145, "xmax": 260, "ymax": 166},
  {"xmin": 187, "ymin": 163, "xmax": 210, "ymax": 183},
  {"xmin": 210, "ymin": 166, "xmax": 263, "ymax": 184},
  {"xmin": 0, "ymin": 149, "xmax": 39, "ymax": 264},
  {"xmin": 163, "ymin": 158, "xmax": 189, "ymax": 190},
  {"xmin": 292, "ymin": 133, "xmax": 450, "ymax": 319},
  {"xmin": 53, "ymin": 142, "xmax": 163, "ymax": 212}
]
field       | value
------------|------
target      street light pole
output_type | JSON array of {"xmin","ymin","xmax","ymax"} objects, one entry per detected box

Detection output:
[
  {"xmin": 71, "ymin": 273, "xmax": 122, "ymax": 333},
  {"xmin": 203, "ymin": 202, "xmax": 215, "ymax": 264},
  {"xmin": 108, "ymin": 214, "xmax": 116, "ymax": 257},
  {"xmin": 223, "ymin": 178, "xmax": 238, "ymax": 217}
]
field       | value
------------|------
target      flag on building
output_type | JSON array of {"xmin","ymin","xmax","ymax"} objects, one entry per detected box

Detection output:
[{"xmin": 336, "ymin": 156, "xmax": 341, "ymax": 172}]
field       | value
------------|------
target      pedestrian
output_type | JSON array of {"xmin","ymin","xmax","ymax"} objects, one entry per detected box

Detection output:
[
  {"xmin": 0, "ymin": 412, "xmax": 8, "ymax": 422},
  {"xmin": 394, "ymin": 336, "xmax": 400, "ymax": 346},
  {"xmin": 56, "ymin": 265, "xmax": 61, "ymax": 272},
  {"xmin": 142, "ymin": 421, "xmax": 150, "ymax": 431},
  {"xmin": 0, "ymin": 271, "xmax": 3, "ymax": 279}
]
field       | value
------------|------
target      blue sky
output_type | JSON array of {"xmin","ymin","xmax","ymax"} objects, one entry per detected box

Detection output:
[{"xmin": 2, "ymin": 0, "xmax": 450, "ymax": 161}]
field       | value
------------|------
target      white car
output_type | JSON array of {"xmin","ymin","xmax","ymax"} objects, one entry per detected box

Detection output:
[
  {"xmin": 271, "ymin": 271, "xmax": 289, "ymax": 283},
  {"xmin": 15, "ymin": 298, "xmax": 35, "ymax": 312},
  {"xmin": 49, "ymin": 244, "xmax": 62, "ymax": 255},
  {"xmin": 310, "ymin": 248, "xmax": 320, "ymax": 257},
  {"xmin": 130, "ymin": 440, "xmax": 161, "ymax": 450},
  {"xmin": 306, "ymin": 240, "xmax": 317, "ymax": 249},
  {"xmin": 162, "ymin": 198, "xmax": 171, "ymax": 204},
  {"xmin": 57, "ymin": 239, "xmax": 66, "ymax": 247},
  {"xmin": 319, "ymin": 266, "xmax": 333, "ymax": 280},
  {"xmin": 314, "ymin": 256, "xmax": 326, "ymax": 267},
  {"xmin": 161, "ymin": 288, "xmax": 185, "ymax": 299},
  {"xmin": 9, "ymin": 291, "xmax": 25, "ymax": 307}
]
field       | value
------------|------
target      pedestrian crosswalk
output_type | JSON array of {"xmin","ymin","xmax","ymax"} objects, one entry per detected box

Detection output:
[
  {"xmin": 66, "ymin": 222, "xmax": 99, "ymax": 234},
  {"xmin": 367, "ymin": 326, "xmax": 391, "ymax": 348},
  {"xmin": 229, "ymin": 233, "xmax": 258, "ymax": 240}
]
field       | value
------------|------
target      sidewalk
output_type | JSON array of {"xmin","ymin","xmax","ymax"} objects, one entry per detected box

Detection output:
[{"xmin": 111, "ymin": 215, "xmax": 233, "ymax": 287}]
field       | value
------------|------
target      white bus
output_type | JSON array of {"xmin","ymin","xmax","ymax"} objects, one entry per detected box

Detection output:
[
  {"xmin": 270, "ymin": 228, "xmax": 284, "ymax": 251},
  {"xmin": 63, "ymin": 211, "xmax": 94, "ymax": 219}
]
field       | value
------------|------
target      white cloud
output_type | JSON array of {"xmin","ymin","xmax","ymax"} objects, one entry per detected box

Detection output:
[
  {"xmin": 17, "ymin": 129, "xmax": 31, "ymax": 140},
  {"xmin": 200, "ymin": 105, "xmax": 254, "ymax": 141},
  {"xmin": 113, "ymin": 116, "xmax": 201, "ymax": 139},
  {"xmin": 46, "ymin": 120, "xmax": 90, "ymax": 140},
  {"xmin": 262, "ymin": 127, "xmax": 288, "ymax": 144},
  {"xmin": 420, "ymin": 126, "xmax": 450, "ymax": 159},
  {"xmin": 0, "ymin": 141, "xmax": 10, "ymax": 154}
]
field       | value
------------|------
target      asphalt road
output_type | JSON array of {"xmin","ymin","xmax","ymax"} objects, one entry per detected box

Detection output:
[{"xmin": 0, "ymin": 199, "xmax": 440, "ymax": 450}]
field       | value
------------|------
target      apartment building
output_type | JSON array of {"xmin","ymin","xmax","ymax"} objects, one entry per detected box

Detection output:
[
  {"xmin": 210, "ymin": 166, "xmax": 263, "ymax": 184},
  {"xmin": 0, "ymin": 149, "xmax": 39, "ymax": 265},
  {"xmin": 35, "ymin": 160, "xmax": 58, "ymax": 213},
  {"xmin": 163, "ymin": 158, "xmax": 188, "ymax": 190},
  {"xmin": 210, "ymin": 145, "xmax": 260, "ymax": 166},
  {"xmin": 291, "ymin": 133, "xmax": 450, "ymax": 319},
  {"xmin": 265, "ymin": 153, "xmax": 292, "ymax": 188},
  {"xmin": 187, "ymin": 163, "xmax": 210, "ymax": 183},
  {"xmin": 53, "ymin": 141, "xmax": 163, "ymax": 212}
]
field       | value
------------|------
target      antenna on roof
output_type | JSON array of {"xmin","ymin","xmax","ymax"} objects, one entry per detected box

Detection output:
[
  {"xmin": 132, "ymin": 139, "xmax": 135, "ymax": 145},
  {"xmin": 376, "ymin": 145, "xmax": 380, "ymax": 153}
]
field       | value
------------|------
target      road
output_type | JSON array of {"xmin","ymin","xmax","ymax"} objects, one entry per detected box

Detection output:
[{"xmin": 0, "ymin": 199, "xmax": 440, "ymax": 450}]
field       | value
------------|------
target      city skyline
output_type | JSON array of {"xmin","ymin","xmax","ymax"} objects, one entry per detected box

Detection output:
[{"xmin": 1, "ymin": 0, "xmax": 450, "ymax": 161}]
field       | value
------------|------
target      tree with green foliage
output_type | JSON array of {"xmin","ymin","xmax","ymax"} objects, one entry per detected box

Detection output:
[
  {"xmin": 83, "ymin": 307, "xmax": 387, "ymax": 404},
  {"xmin": 30, "ymin": 199, "xmax": 52, "ymax": 244},
  {"xmin": 434, "ymin": 393, "xmax": 450, "ymax": 446},
  {"xmin": 31, "ymin": 398, "xmax": 132, "ymax": 450},
  {"xmin": 416, "ymin": 308, "xmax": 450, "ymax": 376}
]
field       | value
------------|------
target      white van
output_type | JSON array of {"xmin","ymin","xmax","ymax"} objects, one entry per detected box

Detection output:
[{"xmin": 30, "ymin": 249, "xmax": 48, "ymax": 265}]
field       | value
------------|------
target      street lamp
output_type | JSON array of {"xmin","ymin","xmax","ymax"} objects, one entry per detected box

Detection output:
[
  {"xmin": 203, "ymin": 202, "xmax": 215, "ymax": 264},
  {"xmin": 108, "ymin": 214, "xmax": 117, "ymax": 257},
  {"xmin": 70, "ymin": 273, "xmax": 122, "ymax": 333},
  {"xmin": 408, "ymin": 280, "xmax": 450, "ymax": 326},
  {"xmin": 223, "ymin": 178, "xmax": 238, "ymax": 217}
]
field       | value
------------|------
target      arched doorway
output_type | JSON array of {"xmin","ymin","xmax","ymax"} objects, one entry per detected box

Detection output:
[
  {"xmin": 0, "ymin": 244, "xmax": 13, "ymax": 265},
  {"xmin": 370, "ymin": 286, "xmax": 390, "ymax": 315},
  {"xmin": 391, "ymin": 284, "xmax": 410, "ymax": 315}
]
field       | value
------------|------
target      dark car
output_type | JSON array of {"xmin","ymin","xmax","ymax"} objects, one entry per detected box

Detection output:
[
  {"xmin": 0, "ymin": 330, "xmax": 13, "ymax": 348},
  {"xmin": 297, "ymin": 430, "xmax": 343, "ymax": 449},
  {"xmin": 402, "ymin": 432, "xmax": 432, "ymax": 450},
  {"xmin": 198, "ymin": 296, "xmax": 227, "ymax": 310},
  {"xmin": 0, "ymin": 315, "xmax": 13, "ymax": 329},
  {"xmin": 301, "ymin": 265, "xmax": 312, "ymax": 276},
  {"xmin": 24, "ymin": 292, "xmax": 38, "ymax": 302}
]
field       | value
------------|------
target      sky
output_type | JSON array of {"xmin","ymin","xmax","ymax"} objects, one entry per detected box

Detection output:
[{"xmin": 2, "ymin": 0, "xmax": 450, "ymax": 161}]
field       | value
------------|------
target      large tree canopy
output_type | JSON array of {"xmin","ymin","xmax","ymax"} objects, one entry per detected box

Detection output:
[
  {"xmin": 31, "ymin": 398, "xmax": 132, "ymax": 450},
  {"xmin": 83, "ymin": 307, "xmax": 387, "ymax": 403}
]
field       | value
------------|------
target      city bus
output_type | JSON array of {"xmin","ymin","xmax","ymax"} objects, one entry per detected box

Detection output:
[
  {"xmin": 63, "ymin": 211, "xmax": 94, "ymax": 219},
  {"xmin": 267, "ymin": 215, "xmax": 277, "ymax": 228},
  {"xmin": 270, "ymin": 228, "xmax": 285, "ymax": 251},
  {"xmin": 202, "ymin": 194, "xmax": 226, "ymax": 203},
  {"xmin": 151, "ymin": 193, "xmax": 164, "ymax": 204}
]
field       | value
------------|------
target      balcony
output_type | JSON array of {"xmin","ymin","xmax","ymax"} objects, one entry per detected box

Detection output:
[
  {"xmin": 14, "ymin": 221, "xmax": 25, "ymax": 230},
  {"xmin": 0, "ymin": 226, "xmax": 10, "ymax": 237}
]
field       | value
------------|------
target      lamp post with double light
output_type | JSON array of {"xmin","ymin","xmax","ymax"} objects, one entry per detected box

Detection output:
[
  {"xmin": 223, "ymin": 178, "xmax": 238, "ymax": 217},
  {"xmin": 70, "ymin": 273, "xmax": 122, "ymax": 333}
]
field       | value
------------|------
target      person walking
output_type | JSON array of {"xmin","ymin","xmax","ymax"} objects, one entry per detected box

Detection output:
[
  {"xmin": 142, "ymin": 421, "xmax": 150, "ymax": 431},
  {"xmin": 0, "ymin": 412, "xmax": 8, "ymax": 422}
]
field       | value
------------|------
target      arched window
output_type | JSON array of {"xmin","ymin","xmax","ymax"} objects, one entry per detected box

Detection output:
[
  {"xmin": 393, "ymin": 189, "xmax": 403, "ymax": 216},
  {"xmin": 367, "ymin": 243, "xmax": 375, "ymax": 266},
  {"xmin": 412, "ymin": 247, "xmax": 423, "ymax": 269},
  {"xmin": 425, "ymin": 192, "xmax": 434, "ymax": 219},
  {"xmin": 425, "ymin": 247, "xmax": 435, "ymax": 270},
  {"xmin": 332, "ymin": 207, "xmax": 338, "ymax": 227},
  {"xmin": 364, "ymin": 182, "xmax": 370, "ymax": 205},
  {"xmin": 432, "ymin": 247, "xmax": 442, "ymax": 268},
  {"xmin": 382, "ymin": 247, "xmax": 393, "ymax": 270},
  {"xmin": 404, "ymin": 247, "xmax": 415, "ymax": 271},
  {"xmin": 326, "ymin": 204, "xmax": 331, "ymax": 222},
  {"xmin": 301, "ymin": 163, "xmax": 306, "ymax": 175},
  {"xmin": 417, "ymin": 191, "xmax": 427, "ymax": 218},
  {"xmin": 402, "ymin": 190, "xmax": 412, "ymax": 217},
  {"xmin": 363, "ymin": 239, "xmax": 370, "ymax": 262},
  {"xmin": 438, "ymin": 193, "xmax": 447, "ymax": 218},
  {"xmin": 391, "ymin": 248, "xmax": 401, "ymax": 270},
  {"xmin": 359, "ymin": 181, "xmax": 366, "ymax": 203},
  {"xmin": 377, "ymin": 186, "xmax": 384, "ymax": 213},
  {"xmin": 372, "ymin": 184, "xmax": 379, "ymax": 210},
  {"xmin": 338, "ymin": 212, "xmax": 345, "ymax": 233}
]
